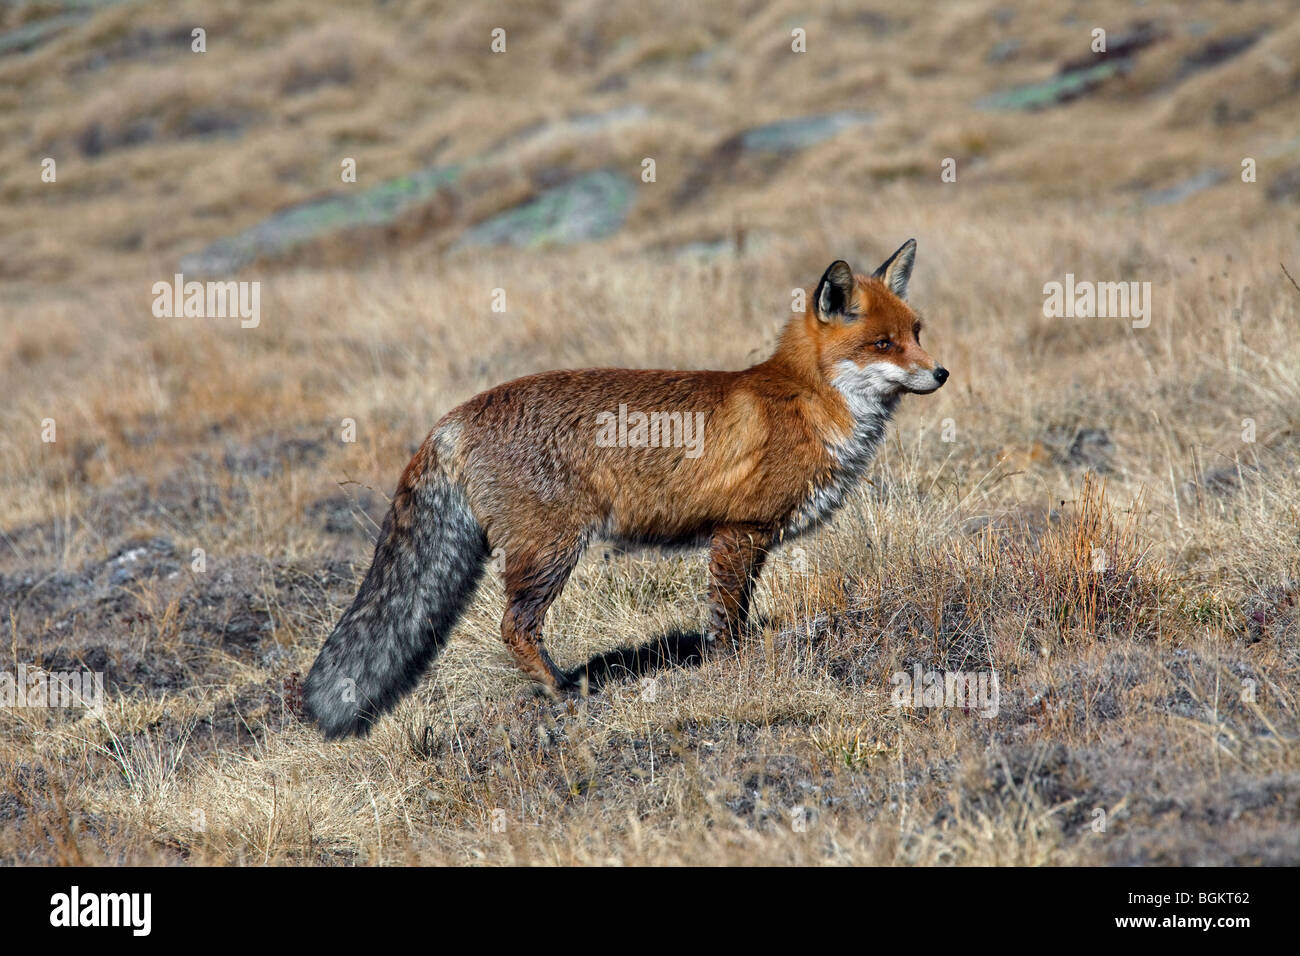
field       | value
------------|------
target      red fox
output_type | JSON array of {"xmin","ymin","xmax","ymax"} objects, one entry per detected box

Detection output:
[{"xmin": 304, "ymin": 239, "xmax": 948, "ymax": 737}]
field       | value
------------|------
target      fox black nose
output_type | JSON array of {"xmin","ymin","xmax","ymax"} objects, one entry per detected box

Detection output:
[{"xmin": 933, "ymin": 366, "xmax": 949, "ymax": 385}]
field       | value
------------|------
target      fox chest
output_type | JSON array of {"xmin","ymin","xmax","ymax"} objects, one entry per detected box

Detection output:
[{"xmin": 782, "ymin": 405, "xmax": 892, "ymax": 538}]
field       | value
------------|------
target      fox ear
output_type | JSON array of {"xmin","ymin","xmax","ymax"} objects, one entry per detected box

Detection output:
[
  {"xmin": 872, "ymin": 239, "xmax": 917, "ymax": 299},
  {"xmin": 815, "ymin": 260, "xmax": 855, "ymax": 322}
]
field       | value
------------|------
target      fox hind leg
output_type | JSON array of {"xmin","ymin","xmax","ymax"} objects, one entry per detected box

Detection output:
[
  {"xmin": 706, "ymin": 524, "xmax": 773, "ymax": 652},
  {"xmin": 499, "ymin": 534, "xmax": 586, "ymax": 692}
]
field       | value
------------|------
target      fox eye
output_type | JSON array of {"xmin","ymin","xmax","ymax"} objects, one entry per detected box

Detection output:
[{"xmin": 873, "ymin": 338, "xmax": 891, "ymax": 350}]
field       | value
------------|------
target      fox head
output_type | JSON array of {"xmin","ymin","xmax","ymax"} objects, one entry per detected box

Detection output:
[{"xmin": 806, "ymin": 239, "xmax": 948, "ymax": 402}]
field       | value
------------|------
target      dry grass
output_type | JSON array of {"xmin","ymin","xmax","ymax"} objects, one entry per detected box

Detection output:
[{"xmin": 1, "ymin": 0, "xmax": 1298, "ymax": 865}]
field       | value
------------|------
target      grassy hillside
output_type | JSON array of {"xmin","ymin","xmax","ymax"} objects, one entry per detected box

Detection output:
[{"xmin": 1, "ymin": 0, "xmax": 1298, "ymax": 864}]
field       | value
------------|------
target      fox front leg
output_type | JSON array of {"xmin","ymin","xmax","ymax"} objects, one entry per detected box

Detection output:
[{"xmin": 705, "ymin": 524, "xmax": 772, "ymax": 652}]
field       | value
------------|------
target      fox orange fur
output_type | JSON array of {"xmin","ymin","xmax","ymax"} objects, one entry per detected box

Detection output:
[{"xmin": 304, "ymin": 239, "xmax": 948, "ymax": 737}]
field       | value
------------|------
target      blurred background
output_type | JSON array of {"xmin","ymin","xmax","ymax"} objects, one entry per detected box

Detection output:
[{"xmin": 2, "ymin": 0, "xmax": 1298, "ymax": 287}]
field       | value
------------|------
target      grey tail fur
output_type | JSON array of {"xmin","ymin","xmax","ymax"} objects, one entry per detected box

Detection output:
[{"xmin": 303, "ymin": 450, "xmax": 487, "ymax": 739}]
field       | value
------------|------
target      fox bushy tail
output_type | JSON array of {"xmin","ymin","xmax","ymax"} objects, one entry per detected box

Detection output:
[{"xmin": 304, "ymin": 448, "xmax": 487, "ymax": 739}]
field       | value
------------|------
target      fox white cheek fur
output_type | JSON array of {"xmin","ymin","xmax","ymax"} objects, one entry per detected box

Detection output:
[
  {"xmin": 831, "ymin": 359, "xmax": 906, "ymax": 401},
  {"xmin": 833, "ymin": 359, "xmax": 943, "ymax": 399}
]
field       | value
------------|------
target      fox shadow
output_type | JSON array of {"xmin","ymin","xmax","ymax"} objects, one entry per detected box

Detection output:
[
  {"xmin": 563, "ymin": 628, "xmax": 705, "ymax": 693},
  {"xmin": 562, "ymin": 617, "xmax": 773, "ymax": 694}
]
